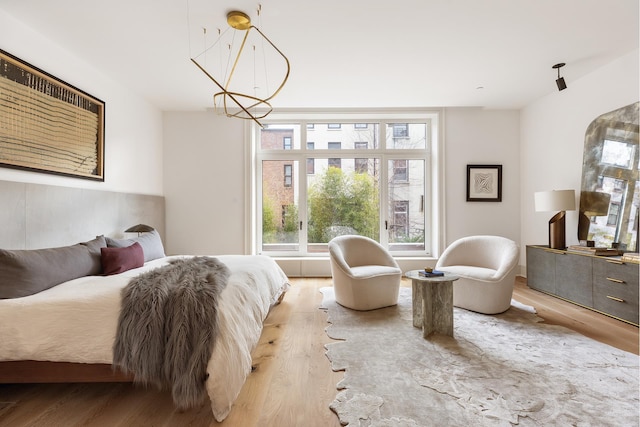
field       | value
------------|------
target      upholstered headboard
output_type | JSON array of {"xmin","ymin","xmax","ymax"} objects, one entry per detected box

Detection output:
[{"xmin": 0, "ymin": 180, "xmax": 165, "ymax": 250}]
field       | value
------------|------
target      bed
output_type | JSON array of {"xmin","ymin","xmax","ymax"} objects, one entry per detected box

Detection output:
[{"xmin": 0, "ymin": 231, "xmax": 290, "ymax": 422}]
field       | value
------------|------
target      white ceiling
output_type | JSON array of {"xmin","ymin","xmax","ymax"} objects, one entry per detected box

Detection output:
[{"xmin": 1, "ymin": 0, "xmax": 638, "ymax": 111}]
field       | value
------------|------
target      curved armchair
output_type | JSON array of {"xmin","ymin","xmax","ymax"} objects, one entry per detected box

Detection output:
[
  {"xmin": 435, "ymin": 235, "xmax": 519, "ymax": 314},
  {"xmin": 328, "ymin": 235, "xmax": 402, "ymax": 311}
]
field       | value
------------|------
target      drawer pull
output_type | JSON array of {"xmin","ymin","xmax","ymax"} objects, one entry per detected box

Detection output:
[
  {"xmin": 606, "ymin": 295, "xmax": 625, "ymax": 303},
  {"xmin": 606, "ymin": 277, "xmax": 625, "ymax": 284},
  {"xmin": 606, "ymin": 259, "xmax": 623, "ymax": 265}
]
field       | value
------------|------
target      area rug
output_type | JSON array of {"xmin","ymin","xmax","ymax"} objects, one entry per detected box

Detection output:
[{"xmin": 320, "ymin": 287, "xmax": 639, "ymax": 426}]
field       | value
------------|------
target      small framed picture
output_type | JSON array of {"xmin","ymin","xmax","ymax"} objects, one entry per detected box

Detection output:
[{"xmin": 466, "ymin": 165, "xmax": 502, "ymax": 202}]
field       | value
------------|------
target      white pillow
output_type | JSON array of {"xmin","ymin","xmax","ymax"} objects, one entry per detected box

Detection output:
[{"xmin": 105, "ymin": 229, "xmax": 166, "ymax": 262}]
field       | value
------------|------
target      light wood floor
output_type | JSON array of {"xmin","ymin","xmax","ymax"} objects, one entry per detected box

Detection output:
[{"xmin": 0, "ymin": 277, "xmax": 637, "ymax": 427}]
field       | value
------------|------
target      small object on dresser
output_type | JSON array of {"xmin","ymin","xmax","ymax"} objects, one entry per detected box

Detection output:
[
  {"xmin": 419, "ymin": 268, "xmax": 445, "ymax": 277},
  {"xmin": 579, "ymin": 240, "xmax": 595, "ymax": 247},
  {"xmin": 567, "ymin": 245, "xmax": 620, "ymax": 256},
  {"xmin": 621, "ymin": 252, "xmax": 640, "ymax": 263}
]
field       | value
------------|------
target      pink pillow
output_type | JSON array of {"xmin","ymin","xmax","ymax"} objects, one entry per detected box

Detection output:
[{"xmin": 101, "ymin": 242, "xmax": 144, "ymax": 275}]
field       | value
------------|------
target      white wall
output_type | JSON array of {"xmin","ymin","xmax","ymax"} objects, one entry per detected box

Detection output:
[
  {"xmin": 443, "ymin": 109, "xmax": 521, "ymax": 247},
  {"xmin": 163, "ymin": 108, "xmax": 522, "ymax": 272},
  {"xmin": 162, "ymin": 111, "xmax": 246, "ymax": 255},
  {"xmin": 520, "ymin": 49, "xmax": 639, "ymax": 270},
  {"xmin": 0, "ymin": 10, "xmax": 164, "ymax": 196}
]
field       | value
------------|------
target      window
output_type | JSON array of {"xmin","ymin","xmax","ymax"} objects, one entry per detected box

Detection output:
[
  {"xmin": 355, "ymin": 159, "xmax": 368, "ymax": 174},
  {"xmin": 355, "ymin": 142, "xmax": 368, "ymax": 173},
  {"xmin": 328, "ymin": 142, "xmax": 341, "ymax": 169},
  {"xmin": 392, "ymin": 159, "xmax": 408, "ymax": 182},
  {"xmin": 260, "ymin": 126, "xmax": 300, "ymax": 150},
  {"xmin": 307, "ymin": 142, "xmax": 315, "ymax": 174},
  {"xmin": 262, "ymin": 160, "xmax": 299, "ymax": 251},
  {"xmin": 328, "ymin": 158, "xmax": 342, "ymax": 169},
  {"xmin": 393, "ymin": 123, "xmax": 409, "ymax": 138},
  {"xmin": 282, "ymin": 205, "xmax": 296, "ymax": 228},
  {"xmin": 284, "ymin": 164, "xmax": 293, "ymax": 187},
  {"xmin": 255, "ymin": 113, "xmax": 437, "ymax": 257},
  {"xmin": 387, "ymin": 123, "xmax": 426, "ymax": 149},
  {"xmin": 387, "ymin": 159, "xmax": 425, "ymax": 252},
  {"xmin": 392, "ymin": 201, "xmax": 409, "ymax": 239},
  {"xmin": 306, "ymin": 157, "xmax": 379, "ymax": 252},
  {"xmin": 601, "ymin": 139, "xmax": 635, "ymax": 169},
  {"xmin": 608, "ymin": 202, "xmax": 620, "ymax": 226}
]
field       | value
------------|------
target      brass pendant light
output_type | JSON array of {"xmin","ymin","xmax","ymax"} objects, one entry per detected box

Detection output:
[{"xmin": 190, "ymin": 5, "xmax": 290, "ymax": 127}]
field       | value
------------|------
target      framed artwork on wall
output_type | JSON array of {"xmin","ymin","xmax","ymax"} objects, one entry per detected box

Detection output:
[
  {"xmin": 0, "ymin": 49, "xmax": 105, "ymax": 181},
  {"xmin": 466, "ymin": 164, "xmax": 502, "ymax": 202}
]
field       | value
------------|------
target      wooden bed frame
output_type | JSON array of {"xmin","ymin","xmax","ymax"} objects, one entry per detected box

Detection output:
[
  {"xmin": 0, "ymin": 361, "xmax": 133, "ymax": 383},
  {"xmin": 0, "ymin": 291, "xmax": 288, "ymax": 384}
]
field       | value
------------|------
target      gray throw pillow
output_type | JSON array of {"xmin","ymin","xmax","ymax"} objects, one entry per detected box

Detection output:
[
  {"xmin": 105, "ymin": 229, "xmax": 165, "ymax": 262},
  {"xmin": 0, "ymin": 236, "xmax": 106, "ymax": 299}
]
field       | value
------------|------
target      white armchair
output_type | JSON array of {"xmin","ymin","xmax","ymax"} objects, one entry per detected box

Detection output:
[
  {"xmin": 328, "ymin": 235, "xmax": 402, "ymax": 311},
  {"xmin": 435, "ymin": 235, "xmax": 519, "ymax": 314}
]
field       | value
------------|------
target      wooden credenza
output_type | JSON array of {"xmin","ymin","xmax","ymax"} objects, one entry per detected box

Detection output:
[{"xmin": 526, "ymin": 245, "xmax": 639, "ymax": 326}]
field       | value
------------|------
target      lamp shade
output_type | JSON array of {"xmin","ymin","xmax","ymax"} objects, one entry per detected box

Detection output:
[
  {"xmin": 579, "ymin": 191, "xmax": 611, "ymax": 216},
  {"xmin": 124, "ymin": 224, "xmax": 155, "ymax": 233},
  {"xmin": 534, "ymin": 190, "xmax": 575, "ymax": 212}
]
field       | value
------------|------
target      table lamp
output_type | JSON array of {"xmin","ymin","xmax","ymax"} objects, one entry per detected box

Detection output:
[
  {"xmin": 577, "ymin": 191, "xmax": 611, "ymax": 242},
  {"xmin": 535, "ymin": 190, "xmax": 576, "ymax": 249},
  {"xmin": 124, "ymin": 224, "xmax": 155, "ymax": 236}
]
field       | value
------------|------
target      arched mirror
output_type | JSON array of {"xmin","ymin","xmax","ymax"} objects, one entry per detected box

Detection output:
[{"xmin": 579, "ymin": 102, "xmax": 639, "ymax": 252}]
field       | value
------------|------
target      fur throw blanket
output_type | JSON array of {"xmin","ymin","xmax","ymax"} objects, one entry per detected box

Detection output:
[{"xmin": 113, "ymin": 256, "xmax": 230, "ymax": 409}]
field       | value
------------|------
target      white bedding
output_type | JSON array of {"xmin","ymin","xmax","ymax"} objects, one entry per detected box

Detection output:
[{"xmin": 0, "ymin": 254, "xmax": 290, "ymax": 422}]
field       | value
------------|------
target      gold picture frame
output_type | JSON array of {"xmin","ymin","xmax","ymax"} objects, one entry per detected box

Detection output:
[{"xmin": 0, "ymin": 49, "xmax": 105, "ymax": 181}]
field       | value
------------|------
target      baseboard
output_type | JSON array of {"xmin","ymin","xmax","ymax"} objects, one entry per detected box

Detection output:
[{"xmin": 274, "ymin": 257, "xmax": 439, "ymax": 278}]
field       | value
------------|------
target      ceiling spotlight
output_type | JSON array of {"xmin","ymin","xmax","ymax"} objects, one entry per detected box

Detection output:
[{"xmin": 552, "ymin": 63, "xmax": 567, "ymax": 91}]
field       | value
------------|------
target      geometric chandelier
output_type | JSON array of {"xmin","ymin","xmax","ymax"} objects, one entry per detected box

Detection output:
[{"xmin": 190, "ymin": 5, "xmax": 290, "ymax": 127}]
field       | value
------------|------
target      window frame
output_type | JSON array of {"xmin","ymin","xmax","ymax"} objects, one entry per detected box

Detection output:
[{"xmin": 251, "ymin": 111, "xmax": 442, "ymax": 258}]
